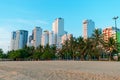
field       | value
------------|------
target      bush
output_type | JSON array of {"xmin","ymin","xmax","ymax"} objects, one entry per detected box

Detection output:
[{"xmin": 41, "ymin": 51, "xmax": 56, "ymax": 60}]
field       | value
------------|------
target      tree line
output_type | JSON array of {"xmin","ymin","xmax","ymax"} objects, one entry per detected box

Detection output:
[{"xmin": 0, "ymin": 29, "xmax": 120, "ymax": 61}]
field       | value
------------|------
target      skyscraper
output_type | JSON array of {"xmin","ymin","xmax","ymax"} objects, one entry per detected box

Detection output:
[
  {"xmin": 27, "ymin": 35, "xmax": 34, "ymax": 47},
  {"xmin": 31, "ymin": 27, "xmax": 42, "ymax": 48},
  {"xmin": 11, "ymin": 31, "xmax": 16, "ymax": 50},
  {"xmin": 52, "ymin": 18, "xmax": 64, "ymax": 46},
  {"xmin": 83, "ymin": 19, "xmax": 95, "ymax": 39},
  {"xmin": 11, "ymin": 30, "xmax": 28, "ymax": 50},
  {"xmin": 41, "ymin": 30, "xmax": 49, "ymax": 46},
  {"xmin": 49, "ymin": 31, "xmax": 55, "ymax": 46}
]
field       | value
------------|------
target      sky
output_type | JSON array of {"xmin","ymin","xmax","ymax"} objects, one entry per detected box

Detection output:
[{"xmin": 0, "ymin": 0, "xmax": 120, "ymax": 52}]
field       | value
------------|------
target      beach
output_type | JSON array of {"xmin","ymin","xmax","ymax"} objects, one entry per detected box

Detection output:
[{"xmin": 0, "ymin": 61, "xmax": 120, "ymax": 80}]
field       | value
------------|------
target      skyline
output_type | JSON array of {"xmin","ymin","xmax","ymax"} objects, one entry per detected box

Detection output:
[{"xmin": 0, "ymin": 0, "xmax": 120, "ymax": 52}]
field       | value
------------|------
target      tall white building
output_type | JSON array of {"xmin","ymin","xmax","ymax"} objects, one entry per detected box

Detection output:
[
  {"xmin": 11, "ymin": 30, "xmax": 28, "ymax": 50},
  {"xmin": 52, "ymin": 18, "xmax": 64, "ymax": 46},
  {"xmin": 41, "ymin": 30, "xmax": 49, "ymax": 46},
  {"xmin": 83, "ymin": 19, "xmax": 95, "ymax": 39},
  {"xmin": 30, "ymin": 27, "xmax": 42, "ymax": 48},
  {"xmin": 49, "ymin": 31, "xmax": 55, "ymax": 46}
]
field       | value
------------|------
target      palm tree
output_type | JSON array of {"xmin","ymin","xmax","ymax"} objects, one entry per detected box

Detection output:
[
  {"xmin": 59, "ymin": 36, "xmax": 76, "ymax": 60},
  {"xmin": 92, "ymin": 29, "xmax": 103, "ymax": 45},
  {"xmin": 82, "ymin": 38, "xmax": 94, "ymax": 60},
  {"xmin": 92, "ymin": 29, "xmax": 104, "ymax": 60},
  {"xmin": 60, "ymin": 39, "xmax": 69, "ymax": 59},
  {"xmin": 76, "ymin": 36, "xmax": 84, "ymax": 60},
  {"xmin": 36, "ymin": 45, "xmax": 44, "ymax": 54},
  {"xmin": 105, "ymin": 37, "xmax": 117, "ymax": 60},
  {"xmin": 68, "ymin": 36, "xmax": 77, "ymax": 60}
]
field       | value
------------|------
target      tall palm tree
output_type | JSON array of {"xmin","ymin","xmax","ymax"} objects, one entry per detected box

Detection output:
[
  {"xmin": 92, "ymin": 29, "xmax": 105, "ymax": 47},
  {"xmin": 92, "ymin": 29, "xmax": 104, "ymax": 60},
  {"xmin": 105, "ymin": 37, "xmax": 117, "ymax": 60},
  {"xmin": 68, "ymin": 36, "xmax": 77, "ymax": 60},
  {"xmin": 82, "ymin": 38, "xmax": 94, "ymax": 60},
  {"xmin": 59, "ymin": 36, "xmax": 76, "ymax": 60},
  {"xmin": 60, "ymin": 39, "xmax": 69, "ymax": 59},
  {"xmin": 76, "ymin": 36, "xmax": 84, "ymax": 60}
]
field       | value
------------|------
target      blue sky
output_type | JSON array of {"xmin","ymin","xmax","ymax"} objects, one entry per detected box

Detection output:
[{"xmin": 0, "ymin": 0, "xmax": 120, "ymax": 52}]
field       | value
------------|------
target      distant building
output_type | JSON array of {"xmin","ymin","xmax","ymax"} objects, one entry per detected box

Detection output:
[
  {"xmin": 52, "ymin": 18, "xmax": 64, "ymax": 46},
  {"xmin": 28, "ymin": 27, "xmax": 42, "ymax": 48},
  {"xmin": 28, "ymin": 35, "xmax": 33, "ymax": 43},
  {"xmin": 11, "ymin": 31, "xmax": 16, "ymax": 50},
  {"xmin": 33, "ymin": 27, "xmax": 42, "ymax": 48},
  {"xmin": 103, "ymin": 27, "xmax": 120, "ymax": 42},
  {"xmin": 61, "ymin": 34, "xmax": 72, "ymax": 45},
  {"xmin": 41, "ymin": 30, "xmax": 49, "ymax": 46},
  {"xmin": 83, "ymin": 19, "xmax": 95, "ymax": 39},
  {"xmin": 28, "ymin": 35, "xmax": 34, "ymax": 47},
  {"xmin": 11, "ymin": 30, "xmax": 28, "ymax": 50},
  {"xmin": 49, "ymin": 31, "xmax": 55, "ymax": 46}
]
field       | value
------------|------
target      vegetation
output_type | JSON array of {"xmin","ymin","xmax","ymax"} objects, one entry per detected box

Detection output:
[
  {"xmin": 0, "ymin": 49, "xmax": 7, "ymax": 59},
  {"xmin": 1, "ymin": 29, "xmax": 120, "ymax": 61}
]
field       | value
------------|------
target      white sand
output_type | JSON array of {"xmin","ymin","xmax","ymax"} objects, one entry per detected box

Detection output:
[{"xmin": 0, "ymin": 61, "xmax": 120, "ymax": 80}]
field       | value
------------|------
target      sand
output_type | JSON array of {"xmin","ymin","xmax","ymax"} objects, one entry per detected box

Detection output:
[{"xmin": 0, "ymin": 61, "xmax": 120, "ymax": 80}]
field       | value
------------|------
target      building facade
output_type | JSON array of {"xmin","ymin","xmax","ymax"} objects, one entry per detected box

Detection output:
[
  {"xmin": 61, "ymin": 33, "xmax": 72, "ymax": 45},
  {"xmin": 28, "ymin": 35, "xmax": 34, "ymax": 47},
  {"xmin": 52, "ymin": 18, "xmax": 64, "ymax": 46},
  {"xmin": 103, "ymin": 27, "xmax": 120, "ymax": 42},
  {"xmin": 28, "ymin": 27, "xmax": 42, "ymax": 48},
  {"xmin": 49, "ymin": 31, "xmax": 55, "ymax": 46},
  {"xmin": 41, "ymin": 30, "xmax": 49, "ymax": 46},
  {"xmin": 11, "ymin": 30, "xmax": 28, "ymax": 50},
  {"xmin": 83, "ymin": 19, "xmax": 95, "ymax": 39},
  {"xmin": 11, "ymin": 31, "xmax": 16, "ymax": 50}
]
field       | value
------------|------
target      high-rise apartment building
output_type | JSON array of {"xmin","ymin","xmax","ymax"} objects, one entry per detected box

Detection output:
[
  {"xmin": 11, "ymin": 30, "xmax": 28, "ymax": 50},
  {"xmin": 103, "ymin": 27, "xmax": 120, "ymax": 42},
  {"xmin": 29, "ymin": 35, "xmax": 33, "ymax": 43},
  {"xmin": 83, "ymin": 19, "xmax": 95, "ymax": 39},
  {"xmin": 27, "ymin": 35, "xmax": 34, "ymax": 47},
  {"xmin": 41, "ymin": 30, "xmax": 49, "ymax": 46},
  {"xmin": 52, "ymin": 18, "xmax": 64, "ymax": 45},
  {"xmin": 49, "ymin": 31, "xmax": 55, "ymax": 46},
  {"xmin": 28, "ymin": 27, "xmax": 42, "ymax": 48},
  {"xmin": 11, "ymin": 31, "xmax": 16, "ymax": 50}
]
